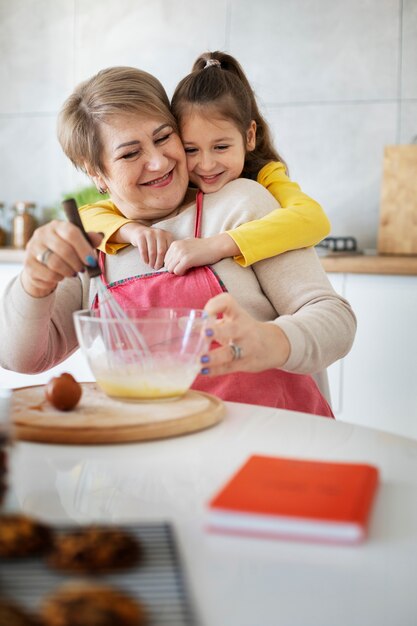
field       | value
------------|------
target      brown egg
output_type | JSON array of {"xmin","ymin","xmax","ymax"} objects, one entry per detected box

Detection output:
[{"xmin": 45, "ymin": 373, "xmax": 82, "ymax": 411}]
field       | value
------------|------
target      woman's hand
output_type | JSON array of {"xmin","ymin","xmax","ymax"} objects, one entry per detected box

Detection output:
[
  {"xmin": 21, "ymin": 221, "xmax": 102, "ymax": 298},
  {"xmin": 201, "ymin": 293, "xmax": 291, "ymax": 376}
]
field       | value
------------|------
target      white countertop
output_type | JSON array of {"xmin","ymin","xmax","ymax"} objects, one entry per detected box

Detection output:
[{"xmin": 5, "ymin": 400, "xmax": 417, "ymax": 626}]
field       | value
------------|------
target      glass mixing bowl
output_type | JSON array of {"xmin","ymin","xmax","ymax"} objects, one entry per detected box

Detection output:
[{"xmin": 73, "ymin": 307, "xmax": 210, "ymax": 402}]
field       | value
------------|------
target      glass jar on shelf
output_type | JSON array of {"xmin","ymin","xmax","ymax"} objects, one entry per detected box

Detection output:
[{"xmin": 12, "ymin": 201, "xmax": 37, "ymax": 249}]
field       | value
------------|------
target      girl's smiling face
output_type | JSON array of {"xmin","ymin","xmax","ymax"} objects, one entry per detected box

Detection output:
[
  {"xmin": 180, "ymin": 111, "xmax": 256, "ymax": 194},
  {"xmin": 94, "ymin": 113, "xmax": 189, "ymax": 221}
]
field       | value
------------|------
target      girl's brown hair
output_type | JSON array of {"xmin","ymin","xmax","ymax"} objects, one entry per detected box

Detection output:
[
  {"xmin": 171, "ymin": 51, "xmax": 287, "ymax": 179},
  {"xmin": 57, "ymin": 66, "xmax": 178, "ymax": 176}
]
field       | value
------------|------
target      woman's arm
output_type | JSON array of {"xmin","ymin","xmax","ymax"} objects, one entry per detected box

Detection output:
[
  {"xmin": 0, "ymin": 221, "xmax": 100, "ymax": 373},
  {"xmin": 202, "ymin": 248, "xmax": 356, "ymax": 377},
  {"xmin": 253, "ymin": 247, "xmax": 356, "ymax": 374},
  {"xmin": 167, "ymin": 180, "xmax": 353, "ymax": 377},
  {"xmin": 0, "ymin": 274, "xmax": 82, "ymax": 374}
]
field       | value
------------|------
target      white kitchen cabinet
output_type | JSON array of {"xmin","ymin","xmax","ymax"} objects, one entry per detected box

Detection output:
[
  {"xmin": 0, "ymin": 262, "xmax": 93, "ymax": 389},
  {"xmin": 327, "ymin": 271, "xmax": 417, "ymax": 440}
]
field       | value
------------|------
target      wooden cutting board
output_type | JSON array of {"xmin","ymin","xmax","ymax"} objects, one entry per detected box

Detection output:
[
  {"xmin": 11, "ymin": 383, "xmax": 225, "ymax": 445},
  {"xmin": 378, "ymin": 145, "xmax": 417, "ymax": 255}
]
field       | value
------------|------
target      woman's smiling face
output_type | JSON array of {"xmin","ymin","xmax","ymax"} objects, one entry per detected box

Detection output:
[{"xmin": 96, "ymin": 113, "xmax": 189, "ymax": 221}]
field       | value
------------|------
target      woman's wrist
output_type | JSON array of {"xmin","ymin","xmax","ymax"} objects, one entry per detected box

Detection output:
[
  {"xmin": 20, "ymin": 271, "xmax": 57, "ymax": 299},
  {"xmin": 261, "ymin": 322, "xmax": 290, "ymax": 369}
]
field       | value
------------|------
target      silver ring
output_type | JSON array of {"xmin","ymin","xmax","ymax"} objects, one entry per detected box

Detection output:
[
  {"xmin": 36, "ymin": 248, "xmax": 53, "ymax": 265},
  {"xmin": 229, "ymin": 342, "xmax": 243, "ymax": 361}
]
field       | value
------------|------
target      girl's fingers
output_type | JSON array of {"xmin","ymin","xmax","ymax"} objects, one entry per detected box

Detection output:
[
  {"xmin": 136, "ymin": 238, "xmax": 150, "ymax": 265},
  {"xmin": 155, "ymin": 235, "xmax": 172, "ymax": 270},
  {"xmin": 136, "ymin": 230, "xmax": 174, "ymax": 269}
]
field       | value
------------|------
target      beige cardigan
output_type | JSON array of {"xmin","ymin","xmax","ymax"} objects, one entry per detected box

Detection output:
[{"xmin": 0, "ymin": 179, "xmax": 356, "ymax": 376}]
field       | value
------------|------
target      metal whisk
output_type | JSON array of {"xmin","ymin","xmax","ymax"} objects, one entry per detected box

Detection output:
[
  {"xmin": 62, "ymin": 198, "xmax": 151, "ymax": 363},
  {"xmin": 94, "ymin": 277, "xmax": 150, "ymax": 359}
]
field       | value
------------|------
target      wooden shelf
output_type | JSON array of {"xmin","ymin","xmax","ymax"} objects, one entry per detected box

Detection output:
[
  {"xmin": 319, "ymin": 253, "xmax": 417, "ymax": 275},
  {"xmin": 0, "ymin": 247, "xmax": 25, "ymax": 263}
]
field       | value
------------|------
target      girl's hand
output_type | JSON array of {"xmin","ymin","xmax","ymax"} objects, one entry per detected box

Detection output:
[
  {"xmin": 22, "ymin": 221, "xmax": 102, "ymax": 298},
  {"xmin": 200, "ymin": 293, "xmax": 290, "ymax": 376},
  {"xmin": 164, "ymin": 233, "xmax": 239, "ymax": 275},
  {"xmin": 124, "ymin": 223, "xmax": 175, "ymax": 269}
]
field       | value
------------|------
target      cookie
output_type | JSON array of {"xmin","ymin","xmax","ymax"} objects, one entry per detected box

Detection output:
[
  {"xmin": 40, "ymin": 582, "xmax": 147, "ymax": 626},
  {"xmin": 0, "ymin": 599, "xmax": 40, "ymax": 626},
  {"xmin": 0, "ymin": 514, "xmax": 52, "ymax": 558},
  {"xmin": 47, "ymin": 526, "xmax": 142, "ymax": 573}
]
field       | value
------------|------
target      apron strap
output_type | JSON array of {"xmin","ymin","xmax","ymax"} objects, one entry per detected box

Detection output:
[
  {"xmin": 98, "ymin": 250, "xmax": 110, "ymax": 286},
  {"xmin": 194, "ymin": 190, "xmax": 204, "ymax": 238},
  {"xmin": 99, "ymin": 191, "xmax": 204, "ymax": 285}
]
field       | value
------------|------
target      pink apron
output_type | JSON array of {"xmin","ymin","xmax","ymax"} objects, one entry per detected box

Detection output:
[{"xmin": 93, "ymin": 192, "xmax": 333, "ymax": 417}]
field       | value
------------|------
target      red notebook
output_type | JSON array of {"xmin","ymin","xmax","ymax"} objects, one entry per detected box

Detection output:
[{"xmin": 207, "ymin": 455, "xmax": 379, "ymax": 544}]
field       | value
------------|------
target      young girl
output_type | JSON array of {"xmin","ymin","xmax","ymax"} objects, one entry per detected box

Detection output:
[{"xmin": 79, "ymin": 51, "xmax": 330, "ymax": 273}]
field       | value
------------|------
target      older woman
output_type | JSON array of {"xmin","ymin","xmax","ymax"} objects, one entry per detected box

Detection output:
[{"xmin": 0, "ymin": 67, "xmax": 355, "ymax": 416}]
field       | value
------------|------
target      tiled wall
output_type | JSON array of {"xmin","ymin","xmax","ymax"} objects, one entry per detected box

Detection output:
[{"xmin": 0, "ymin": 0, "xmax": 416, "ymax": 250}]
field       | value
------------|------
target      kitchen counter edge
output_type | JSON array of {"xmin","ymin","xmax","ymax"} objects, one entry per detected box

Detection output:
[
  {"xmin": 0, "ymin": 248, "xmax": 25, "ymax": 263},
  {"xmin": 319, "ymin": 252, "xmax": 417, "ymax": 275},
  {"xmin": 1, "ymin": 247, "xmax": 417, "ymax": 276}
]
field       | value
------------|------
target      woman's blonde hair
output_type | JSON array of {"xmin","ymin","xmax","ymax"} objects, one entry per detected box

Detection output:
[{"xmin": 57, "ymin": 66, "xmax": 177, "ymax": 176}]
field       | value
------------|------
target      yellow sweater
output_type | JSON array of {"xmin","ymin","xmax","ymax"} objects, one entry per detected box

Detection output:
[{"xmin": 79, "ymin": 161, "xmax": 330, "ymax": 266}]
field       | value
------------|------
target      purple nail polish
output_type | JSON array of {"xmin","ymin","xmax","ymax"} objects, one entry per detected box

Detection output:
[
  {"xmin": 201, "ymin": 367, "xmax": 209, "ymax": 375},
  {"xmin": 205, "ymin": 328, "xmax": 214, "ymax": 337},
  {"xmin": 200, "ymin": 355, "xmax": 209, "ymax": 364}
]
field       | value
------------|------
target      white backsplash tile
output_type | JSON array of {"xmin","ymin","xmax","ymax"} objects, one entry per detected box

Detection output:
[
  {"xmin": 399, "ymin": 101, "xmax": 417, "ymax": 143},
  {"xmin": 74, "ymin": 0, "xmax": 229, "ymax": 98},
  {"xmin": 0, "ymin": 0, "xmax": 412, "ymax": 243},
  {"xmin": 0, "ymin": 0, "xmax": 74, "ymax": 115},
  {"xmin": 265, "ymin": 101, "xmax": 398, "ymax": 250},
  {"xmin": 229, "ymin": 0, "xmax": 400, "ymax": 103},
  {"xmin": 402, "ymin": 0, "xmax": 417, "ymax": 98},
  {"xmin": 0, "ymin": 115, "xmax": 74, "ymax": 214}
]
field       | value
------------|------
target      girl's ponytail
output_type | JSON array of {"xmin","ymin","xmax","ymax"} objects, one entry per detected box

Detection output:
[{"xmin": 177, "ymin": 51, "xmax": 287, "ymax": 177}]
